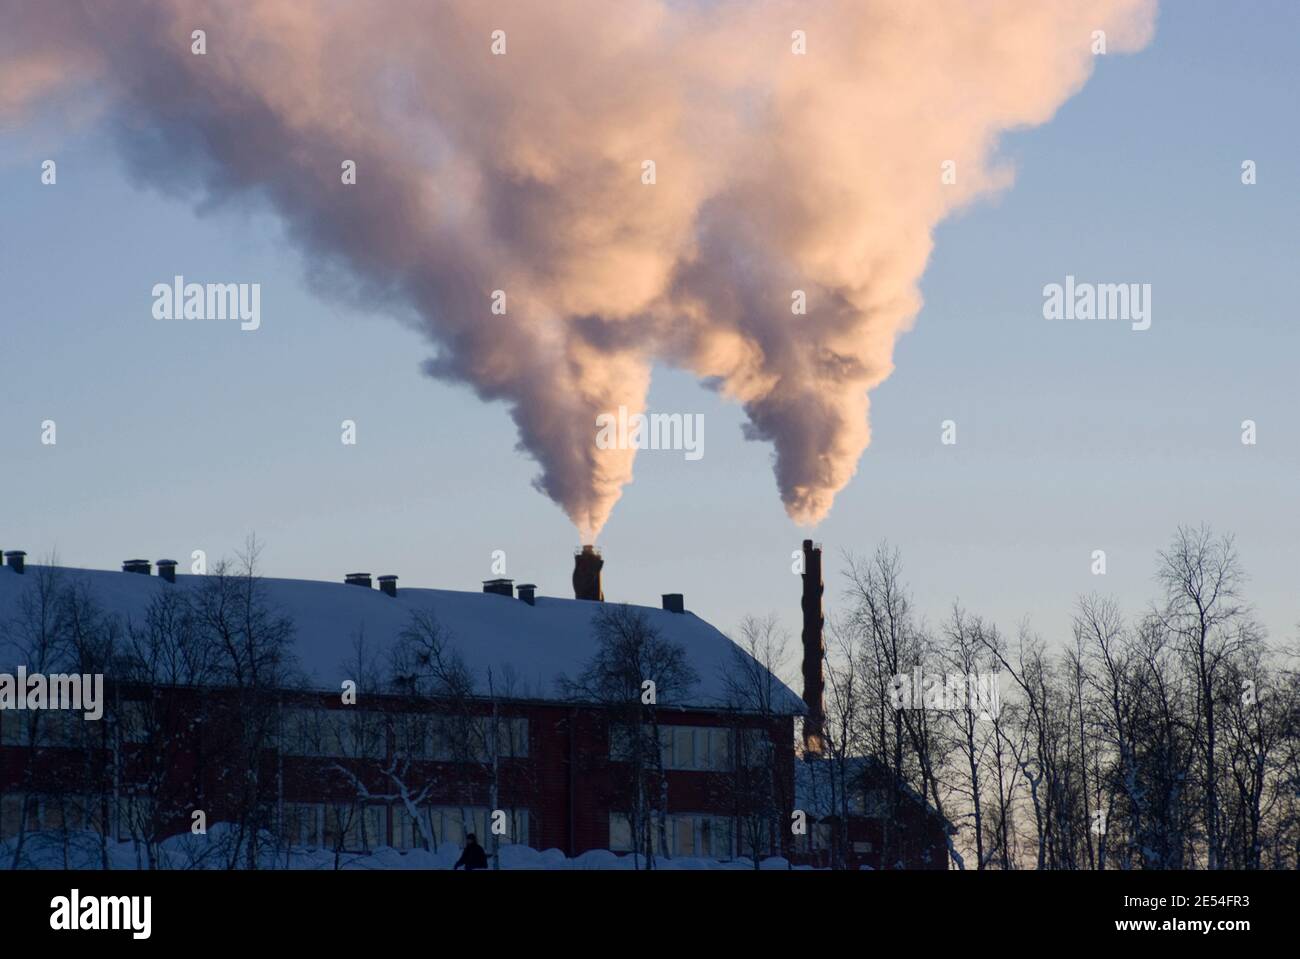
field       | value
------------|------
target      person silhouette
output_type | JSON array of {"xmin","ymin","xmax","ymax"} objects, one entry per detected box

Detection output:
[{"xmin": 453, "ymin": 833, "xmax": 489, "ymax": 871}]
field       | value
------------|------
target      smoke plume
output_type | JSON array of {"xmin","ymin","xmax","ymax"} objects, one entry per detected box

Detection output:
[{"xmin": 1, "ymin": 0, "xmax": 1156, "ymax": 540}]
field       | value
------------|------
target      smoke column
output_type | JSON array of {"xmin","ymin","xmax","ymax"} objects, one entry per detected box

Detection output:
[{"xmin": 1, "ymin": 0, "xmax": 1156, "ymax": 541}]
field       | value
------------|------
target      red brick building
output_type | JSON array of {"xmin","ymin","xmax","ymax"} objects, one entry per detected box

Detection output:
[
  {"xmin": 0, "ymin": 547, "xmax": 801, "ymax": 863},
  {"xmin": 1, "ymin": 544, "xmax": 949, "ymax": 868},
  {"xmin": 795, "ymin": 756, "xmax": 952, "ymax": 869}
]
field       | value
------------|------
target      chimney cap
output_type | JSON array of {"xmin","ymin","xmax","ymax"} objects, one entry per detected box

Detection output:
[
  {"xmin": 4, "ymin": 550, "xmax": 26, "ymax": 558},
  {"xmin": 156, "ymin": 558, "xmax": 178, "ymax": 566},
  {"xmin": 377, "ymin": 574, "xmax": 397, "ymax": 582}
]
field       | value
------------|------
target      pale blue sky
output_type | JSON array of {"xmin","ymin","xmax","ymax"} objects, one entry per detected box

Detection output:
[{"xmin": 2, "ymin": 0, "xmax": 1297, "ymax": 669}]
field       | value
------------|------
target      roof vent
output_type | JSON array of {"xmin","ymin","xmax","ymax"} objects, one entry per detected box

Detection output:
[
  {"xmin": 156, "ymin": 559, "xmax": 178, "ymax": 583},
  {"xmin": 378, "ymin": 575, "xmax": 398, "ymax": 597},
  {"xmin": 662, "ymin": 593, "xmax": 685, "ymax": 614},
  {"xmin": 482, "ymin": 578, "xmax": 514, "ymax": 598},
  {"xmin": 123, "ymin": 559, "xmax": 151, "ymax": 575},
  {"xmin": 345, "ymin": 573, "xmax": 373, "ymax": 588},
  {"xmin": 3, "ymin": 551, "xmax": 26, "ymax": 574},
  {"xmin": 516, "ymin": 583, "xmax": 537, "ymax": 606}
]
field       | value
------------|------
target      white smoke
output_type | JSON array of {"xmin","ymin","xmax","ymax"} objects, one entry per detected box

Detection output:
[{"xmin": 1, "ymin": 0, "xmax": 1156, "ymax": 540}]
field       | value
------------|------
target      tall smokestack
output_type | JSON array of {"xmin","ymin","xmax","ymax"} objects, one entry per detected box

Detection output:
[
  {"xmin": 800, "ymin": 539, "xmax": 825, "ymax": 757},
  {"xmin": 573, "ymin": 545, "xmax": 604, "ymax": 602}
]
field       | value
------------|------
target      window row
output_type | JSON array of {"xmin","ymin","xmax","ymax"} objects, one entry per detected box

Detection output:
[
  {"xmin": 284, "ymin": 802, "xmax": 530, "ymax": 853},
  {"xmin": 608, "ymin": 724, "xmax": 770, "ymax": 771},
  {"xmin": 1, "ymin": 708, "xmax": 531, "ymax": 762},
  {"xmin": 0, "ymin": 710, "xmax": 97, "ymax": 748},
  {"xmin": 608, "ymin": 811, "xmax": 738, "ymax": 860},
  {"xmin": 1, "ymin": 794, "xmax": 161, "ymax": 844},
  {"xmin": 279, "ymin": 710, "xmax": 529, "ymax": 761},
  {"xmin": 389, "ymin": 805, "xmax": 530, "ymax": 852},
  {"xmin": 1, "ymin": 794, "xmax": 107, "ymax": 839},
  {"xmin": 0, "ymin": 793, "xmax": 532, "ymax": 855}
]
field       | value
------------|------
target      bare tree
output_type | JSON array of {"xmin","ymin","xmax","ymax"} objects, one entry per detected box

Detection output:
[
  {"xmin": 723, "ymin": 614, "xmax": 794, "ymax": 867},
  {"xmin": 189, "ymin": 536, "xmax": 296, "ymax": 869},
  {"xmin": 559, "ymin": 603, "xmax": 697, "ymax": 870},
  {"xmin": 1156, "ymin": 525, "xmax": 1258, "ymax": 869}
]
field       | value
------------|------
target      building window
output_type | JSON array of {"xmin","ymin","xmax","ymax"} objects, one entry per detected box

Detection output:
[
  {"xmin": 673, "ymin": 815, "xmax": 696, "ymax": 856},
  {"xmin": 392, "ymin": 715, "xmax": 528, "ymax": 763},
  {"xmin": 115, "ymin": 796, "xmax": 156, "ymax": 843},
  {"xmin": 282, "ymin": 708, "xmax": 387, "ymax": 758},
  {"xmin": 609, "ymin": 811, "xmax": 735, "ymax": 860},
  {"xmin": 734, "ymin": 818, "xmax": 775, "ymax": 858},
  {"xmin": 709, "ymin": 728, "xmax": 731, "ymax": 770},
  {"xmin": 609, "ymin": 812, "xmax": 633, "ymax": 852},
  {"xmin": 608, "ymin": 811, "xmax": 667, "ymax": 855},
  {"xmin": 323, "ymin": 803, "xmax": 386, "ymax": 853},
  {"xmin": 0, "ymin": 794, "xmax": 39, "ymax": 838},
  {"xmin": 119, "ymin": 700, "xmax": 152, "ymax": 744},
  {"xmin": 677, "ymin": 814, "xmax": 733, "ymax": 859},
  {"xmin": 391, "ymin": 805, "xmax": 531, "ymax": 851},
  {"xmin": 0, "ymin": 710, "xmax": 84, "ymax": 748},
  {"xmin": 495, "ymin": 717, "xmax": 529, "ymax": 759},
  {"xmin": 610, "ymin": 724, "xmax": 738, "ymax": 771},
  {"xmin": 737, "ymin": 728, "xmax": 772, "ymax": 768},
  {"xmin": 673, "ymin": 728, "xmax": 695, "ymax": 770},
  {"xmin": 282, "ymin": 802, "xmax": 322, "ymax": 848}
]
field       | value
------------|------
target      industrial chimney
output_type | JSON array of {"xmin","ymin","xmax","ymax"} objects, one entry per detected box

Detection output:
[
  {"xmin": 573, "ymin": 545, "xmax": 604, "ymax": 601},
  {"xmin": 800, "ymin": 539, "xmax": 825, "ymax": 757}
]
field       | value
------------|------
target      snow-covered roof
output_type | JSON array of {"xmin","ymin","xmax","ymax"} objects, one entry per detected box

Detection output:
[{"xmin": 0, "ymin": 565, "xmax": 804, "ymax": 714}]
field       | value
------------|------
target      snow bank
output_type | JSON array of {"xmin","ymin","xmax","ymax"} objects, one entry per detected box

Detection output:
[{"xmin": 1, "ymin": 824, "xmax": 807, "ymax": 871}]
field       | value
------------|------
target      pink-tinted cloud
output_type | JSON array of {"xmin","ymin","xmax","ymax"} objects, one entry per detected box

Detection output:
[{"xmin": 1, "ymin": 0, "xmax": 1156, "ymax": 538}]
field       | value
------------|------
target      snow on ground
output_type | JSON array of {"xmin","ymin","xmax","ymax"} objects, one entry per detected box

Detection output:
[{"xmin": 1, "ymin": 823, "xmax": 801, "ymax": 871}]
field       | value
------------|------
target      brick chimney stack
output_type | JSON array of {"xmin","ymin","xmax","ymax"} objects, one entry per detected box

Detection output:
[
  {"xmin": 573, "ymin": 545, "xmax": 604, "ymax": 602},
  {"xmin": 800, "ymin": 539, "xmax": 825, "ymax": 757}
]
